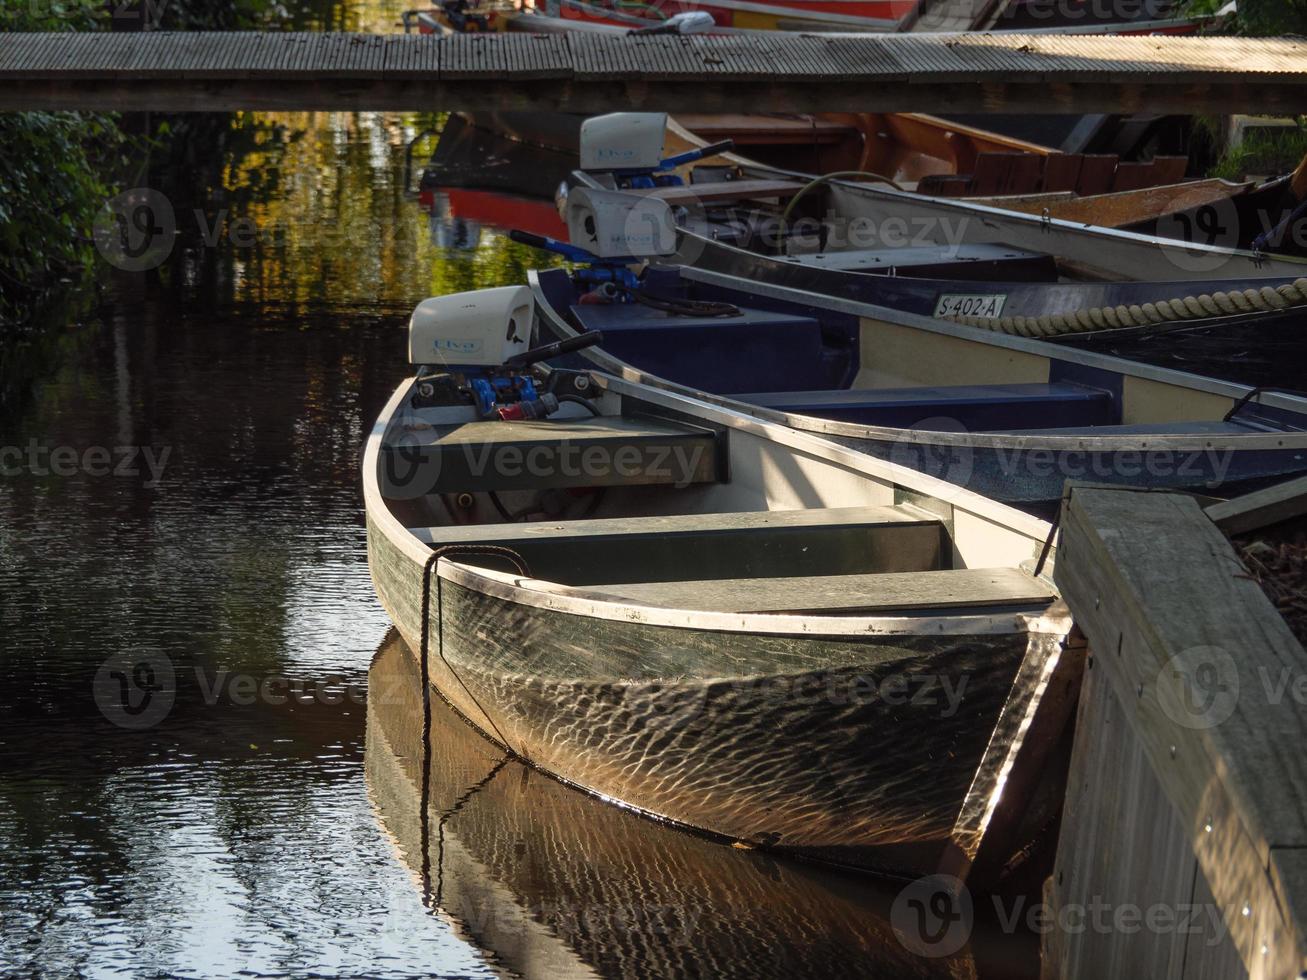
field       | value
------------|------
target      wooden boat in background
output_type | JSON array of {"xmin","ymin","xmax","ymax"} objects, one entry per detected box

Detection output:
[
  {"xmin": 366, "ymin": 629, "xmax": 1039, "ymax": 978},
  {"xmin": 364, "ymin": 286, "xmax": 1072, "ymax": 877},
  {"xmin": 667, "ymin": 113, "xmax": 1215, "ymax": 204},
  {"xmin": 654, "ymin": 114, "xmax": 1272, "ymax": 245}
]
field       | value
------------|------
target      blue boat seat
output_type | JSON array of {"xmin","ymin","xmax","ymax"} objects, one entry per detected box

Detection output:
[
  {"xmin": 569, "ymin": 303, "xmax": 849, "ymax": 395},
  {"xmin": 742, "ymin": 383, "xmax": 1116, "ymax": 430}
]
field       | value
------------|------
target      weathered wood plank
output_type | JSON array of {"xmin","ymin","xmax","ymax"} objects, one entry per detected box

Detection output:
[
  {"xmin": 1043, "ymin": 659, "xmax": 1201, "ymax": 979},
  {"xmin": 411, "ymin": 503, "xmax": 938, "ymax": 543},
  {"xmin": 1053, "ymin": 486, "xmax": 1307, "ymax": 978},
  {"xmin": 582, "ymin": 566, "xmax": 1055, "ymax": 613},
  {"xmin": 1207, "ymin": 475, "xmax": 1307, "ymax": 536}
]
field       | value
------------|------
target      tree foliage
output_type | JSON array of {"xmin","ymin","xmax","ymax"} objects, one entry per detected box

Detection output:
[
  {"xmin": 0, "ymin": 0, "xmax": 125, "ymax": 327},
  {"xmin": 1234, "ymin": 0, "xmax": 1307, "ymax": 35}
]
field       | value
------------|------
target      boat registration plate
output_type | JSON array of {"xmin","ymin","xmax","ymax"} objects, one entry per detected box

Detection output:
[{"xmin": 933, "ymin": 294, "xmax": 1007, "ymax": 319}]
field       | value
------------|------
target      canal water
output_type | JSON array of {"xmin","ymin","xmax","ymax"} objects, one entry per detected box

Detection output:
[{"xmin": 1, "ymin": 6, "xmax": 1039, "ymax": 978}]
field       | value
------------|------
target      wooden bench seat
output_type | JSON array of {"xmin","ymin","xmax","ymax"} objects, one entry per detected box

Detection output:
[
  {"xmin": 579, "ymin": 567, "xmax": 1056, "ymax": 614},
  {"xmin": 381, "ymin": 416, "xmax": 720, "ymax": 496},
  {"xmin": 412, "ymin": 505, "xmax": 949, "ymax": 585}
]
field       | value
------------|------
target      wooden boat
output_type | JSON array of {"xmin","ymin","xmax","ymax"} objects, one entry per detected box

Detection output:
[
  {"xmin": 364, "ymin": 284, "xmax": 1073, "ymax": 878},
  {"xmin": 669, "ymin": 112, "xmax": 1214, "ymax": 204},
  {"xmin": 522, "ymin": 257, "xmax": 1307, "ymax": 512},
  {"xmin": 366, "ymin": 627, "xmax": 1047, "ymax": 976}
]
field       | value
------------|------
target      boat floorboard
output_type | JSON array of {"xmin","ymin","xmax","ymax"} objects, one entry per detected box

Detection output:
[{"xmin": 580, "ymin": 566, "xmax": 1055, "ymax": 613}]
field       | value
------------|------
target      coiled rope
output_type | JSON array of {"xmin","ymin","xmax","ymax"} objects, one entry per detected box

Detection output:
[
  {"xmin": 778, "ymin": 171, "xmax": 904, "ymax": 247},
  {"xmin": 941, "ymin": 277, "xmax": 1307, "ymax": 338}
]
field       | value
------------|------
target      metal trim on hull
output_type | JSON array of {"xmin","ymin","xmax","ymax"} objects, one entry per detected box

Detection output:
[{"xmin": 436, "ymin": 560, "xmax": 1036, "ymax": 637}]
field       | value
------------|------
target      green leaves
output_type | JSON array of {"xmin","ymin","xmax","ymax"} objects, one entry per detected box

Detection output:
[{"xmin": 0, "ymin": 110, "xmax": 124, "ymax": 326}]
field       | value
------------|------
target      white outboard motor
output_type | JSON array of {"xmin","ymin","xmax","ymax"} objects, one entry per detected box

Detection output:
[
  {"xmin": 408, "ymin": 285, "xmax": 533, "ymax": 368},
  {"xmin": 565, "ymin": 186, "xmax": 678, "ymax": 260},
  {"xmin": 407, "ymin": 286, "xmax": 605, "ymax": 421},
  {"xmin": 579, "ymin": 113, "xmax": 668, "ymax": 173}
]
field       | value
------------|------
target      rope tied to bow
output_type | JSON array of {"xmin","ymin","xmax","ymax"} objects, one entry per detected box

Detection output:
[{"xmin": 941, "ymin": 277, "xmax": 1307, "ymax": 338}]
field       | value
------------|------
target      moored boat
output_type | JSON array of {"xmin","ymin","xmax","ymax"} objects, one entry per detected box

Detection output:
[
  {"xmin": 513, "ymin": 191, "xmax": 1307, "ymax": 512},
  {"xmin": 571, "ymin": 112, "xmax": 1307, "ymax": 282},
  {"xmin": 364, "ymin": 282, "xmax": 1073, "ymax": 878}
]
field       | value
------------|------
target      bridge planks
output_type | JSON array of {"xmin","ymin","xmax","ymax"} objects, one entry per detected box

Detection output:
[{"xmin": 0, "ymin": 31, "xmax": 1305, "ymax": 112}]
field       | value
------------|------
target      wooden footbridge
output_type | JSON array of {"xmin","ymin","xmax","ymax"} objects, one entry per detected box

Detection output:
[{"xmin": 0, "ymin": 31, "xmax": 1305, "ymax": 113}]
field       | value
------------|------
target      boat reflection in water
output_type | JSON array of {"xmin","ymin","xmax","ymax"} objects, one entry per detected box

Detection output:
[
  {"xmin": 416, "ymin": 113, "xmax": 572, "ymax": 244},
  {"xmin": 365, "ymin": 630, "xmax": 1038, "ymax": 979}
]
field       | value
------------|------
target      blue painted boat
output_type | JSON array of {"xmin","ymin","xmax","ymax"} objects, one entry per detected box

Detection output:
[{"xmin": 528, "ymin": 262, "xmax": 1307, "ymax": 515}]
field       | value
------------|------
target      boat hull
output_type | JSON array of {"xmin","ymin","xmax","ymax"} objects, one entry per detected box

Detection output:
[
  {"xmin": 365, "ymin": 628, "xmax": 1005, "ymax": 978},
  {"xmin": 367, "ymin": 508, "xmax": 1057, "ymax": 876}
]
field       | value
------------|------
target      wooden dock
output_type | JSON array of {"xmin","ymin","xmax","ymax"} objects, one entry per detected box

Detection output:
[
  {"xmin": 0, "ymin": 31, "xmax": 1305, "ymax": 113},
  {"xmin": 1047, "ymin": 484, "xmax": 1307, "ymax": 979}
]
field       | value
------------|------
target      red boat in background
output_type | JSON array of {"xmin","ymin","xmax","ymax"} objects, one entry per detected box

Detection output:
[{"xmin": 420, "ymin": 187, "xmax": 568, "ymax": 242}]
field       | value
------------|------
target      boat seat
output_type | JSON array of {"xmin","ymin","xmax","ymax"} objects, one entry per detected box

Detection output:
[
  {"xmin": 579, "ymin": 567, "xmax": 1055, "ymax": 614},
  {"xmin": 742, "ymin": 382, "xmax": 1115, "ymax": 429},
  {"xmin": 380, "ymin": 416, "xmax": 720, "ymax": 495},
  {"xmin": 570, "ymin": 302, "xmax": 845, "ymax": 395},
  {"xmin": 409, "ymin": 505, "xmax": 949, "ymax": 585}
]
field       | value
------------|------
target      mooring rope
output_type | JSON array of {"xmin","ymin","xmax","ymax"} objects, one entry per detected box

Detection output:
[
  {"xmin": 420, "ymin": 543, "xmax": 532, "ymax": 760},
  {"xmin": 778, "ymin": 170, "xmax": 904, "ymax": 247},
  {"xmin": 941, "ymin": 276, "xmax": 1307, "ymax": 338}
]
